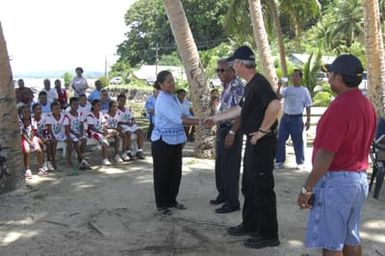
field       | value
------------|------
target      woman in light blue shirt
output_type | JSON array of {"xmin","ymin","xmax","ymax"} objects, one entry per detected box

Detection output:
[{"xmin": 151, "ymin": 70, "xmax": 201, "ymax": 215}]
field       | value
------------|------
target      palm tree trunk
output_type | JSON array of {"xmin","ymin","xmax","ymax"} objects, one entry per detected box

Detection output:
[
  {"xmin": 0, "ymin": 22, "xmax": 24, "ymax": 193},
  {"xmin": 248, "ymin": 0, "xmax": 278, "ymax": 88},
  {"xmin": 267, "ymin": 0, "xmax": 288, "ymax": 78},
  {"xmin": 163, "ymin": 0, "xmax": 214, "ymax": 158},
  {"xmin": 363, "ymin": 0, "xmax": 385, "ymax": 117}
]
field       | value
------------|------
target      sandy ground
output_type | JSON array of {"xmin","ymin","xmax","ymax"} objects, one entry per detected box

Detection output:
[{"xmin": 0, "ymin": 142, "xmax": 384, "ymax": 256}]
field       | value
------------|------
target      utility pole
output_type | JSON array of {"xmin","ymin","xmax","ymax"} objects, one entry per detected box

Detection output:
[{"xmin": 155, "ymin": 42, "xmax": 159, "ymax": 77}]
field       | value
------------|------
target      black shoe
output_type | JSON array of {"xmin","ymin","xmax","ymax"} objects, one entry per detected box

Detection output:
[
  {"xmin": 243, "ymin": 237, "xmax": 280, "ymax": 249},
  {"xmin": 210, "ymin": 197, "xmax": 224, "ymax": 205},
  {"xmin": 227, "ymin": 224, "xmax": 259, "ymax": 236},
  {"xmin": 215, "ymin": 205, "xmax": 240, "ymax": 214},
  {"xmin": 136, "ymin": 151, "xmax": 145, "ymax": 159},
  {"xmin": 173, "ymin": 202, "xmax": 187, "ymax": 210},
  {"xmin": 157, "ymin": 207, "xmax": 172, "ymax": 215}
]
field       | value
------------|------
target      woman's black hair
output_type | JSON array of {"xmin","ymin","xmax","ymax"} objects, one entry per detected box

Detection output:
[
  {"xmin": 156, "ymin": 70, "xmax": 172, "ymax": 85},
  {"xmin": 50, "ymin": 101, "xmax": 60, "ymax": 110},
  {"xmin": 109, "ymin": 100, "xmax": 117, "ymax": 109},
  {"xmin": 91, "ymin": 99, "xmax": 101, "ymax": 112},
  {"xmin": 69, "ymin": 97, "xmax": 79, "ymax": 105},
  {"xmin": 32, "ymin": 103, "xmax": 40, "ymax": 111},
  {"xmin": 117, "ymin": 93, "xmax": 126, "ymax": 100}
]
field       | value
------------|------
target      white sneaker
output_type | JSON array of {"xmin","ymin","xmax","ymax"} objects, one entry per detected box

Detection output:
[
  {"xmin": 114, "ymin": 155, "xmax": 123, "ymax": 163},
  {"xmin": 102, "ymin": 158, "xmax": 111, "ymax": 166},
  {"xmin": 47, "ymin": 161, "xmax": 55, "ymax": 171},
  {"xmin": 274, "ymin": 162, "xmax": 284, "ymax": 169},
  {"xmin": 296, "ymin": 164, "xmax": 306, "ymax": 170},
  {"xmin": 121, "ymin": 153, "xmax": 130, "ymax": 161},
  {"xmin": 42, "ymin": 161, "xmax": 49, "ymax": 172},
  {"xmin": 81, "ymin": 159, "xmax": 90, "ymax": 168}
]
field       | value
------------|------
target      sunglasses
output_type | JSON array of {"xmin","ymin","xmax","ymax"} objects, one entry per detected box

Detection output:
[{"xmin": 216, "ymin": 68, "xmax": 226, "ymax": 73}]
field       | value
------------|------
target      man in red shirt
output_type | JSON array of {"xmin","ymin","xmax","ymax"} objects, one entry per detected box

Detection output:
[{"xmin": 297, "ymin": 54, "xmax": 376, "ymax": 256}]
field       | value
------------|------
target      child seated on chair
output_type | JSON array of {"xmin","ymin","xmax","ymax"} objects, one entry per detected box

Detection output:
[
  {"xmin": 19, "ymin": 105, "xmax": 47, "ymax": 178},
  {"xmin": 104, "ymin": 100, "xmax": 130, "ymax": 163},
  {"xmin": 87, "ymin": 99, "xmax": 111, "ymax": 166},
  {"xmin": 117, "ymin": 94, "xmax": 145, "ymax": 160},
  {"xmin": 32, "ymin": 103, "xmax": 54, "ymax": 172},
  {"xmin": 64, "ymin": 97, "xmax": 89, "ymax": 169},
  {"xmin": 46, "ymin": 102, "xmax": 71, "ymax": 169}
]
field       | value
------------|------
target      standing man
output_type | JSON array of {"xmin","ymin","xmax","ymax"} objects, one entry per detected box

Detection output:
[
  {"xmin": 87, "ymin": 80, "xmax": 103, "ymax": 103},
  {"xmin": 42, "ymin": 79, "xmax": 58, "ymax": 104},
  {"xmin": 210, "ymin": 59, "xmax": 244, "ymax": 214},
  {"xmin": 205, "ymin": 46, "xmax": 281, "ymax": 249},
  {"xmin": 275, "ymin": 69, "xmax": 312, "ymax": 169},
  {"xmin": 297, "ymin": 54, "xmax": 376, "ymax": 256}
]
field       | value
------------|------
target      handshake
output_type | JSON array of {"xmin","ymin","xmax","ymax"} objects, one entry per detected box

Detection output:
[{"xmin": 181, "ymin": 116, "xmax": 217, "ymax": 128}]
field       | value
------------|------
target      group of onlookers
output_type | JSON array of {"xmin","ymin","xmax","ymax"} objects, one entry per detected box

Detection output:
[{"xmin": 16, "ymin": 67, "xmax": 146, "ymax": 179}]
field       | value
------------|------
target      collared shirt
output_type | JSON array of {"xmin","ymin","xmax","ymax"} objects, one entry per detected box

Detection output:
[
  {"xmin": 151, "ymin": 91, "xmax": 187, "ymax": 145},
  {"xmin": 42, "ymin": 88, "xmax": 58, "ymax": 104},
  {"xmin": 218, "ymin": 77, "xmax": 245, "ymax": 113},
  {"xmin": 71, "ymin": 77, "xmax": 88, "ymax": 97},
  {"xmin": 178, "ymin": 99, "xmax": 192, "ymax": 117},
  {"xmin": 100, "ymin": 99, "xmax": 111, "ymax": 113},
  {"xmin": 144, "ymin": 95, "xmax": 156, "ymax": 123},
  {"xmin": 88, "ymin": 89, "xmax": 101, "ymax": 102},
  {"xmin": 281, "ymin": 85, "xmax": 312, "ymax": 115}
]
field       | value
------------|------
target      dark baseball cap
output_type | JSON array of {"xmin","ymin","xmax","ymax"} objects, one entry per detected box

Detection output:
[
  {"xmin": 321, "ymin": 54, "xmax": 364, "ymax": 77},
  {"xmin": 227, "ymin": 46, "xmax": 255, "ymax": 62}
]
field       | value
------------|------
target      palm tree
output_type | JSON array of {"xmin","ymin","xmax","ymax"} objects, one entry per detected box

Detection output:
[
  {"xmin": 163, "ymin": 0, "xmax": 214, "ymax": 158},
  {"xmin": 363, "ymin": 0, "xmax": 385, "ymax": 116},
  {"xmin": 0, "ymin": 22, "xmax": 24, "ymax": 193},
  {"xmin": 266, "ymin": 0, "xmax": 288, "ymax": 78},
  {"xmin": 248, "ymin": 0, "xmax": 278, "ymax": 87}
]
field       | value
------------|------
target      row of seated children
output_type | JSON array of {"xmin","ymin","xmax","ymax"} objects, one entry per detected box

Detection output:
[{"xmin": 19, "ymin": 94, "xmax": 145, "ymax": 179}]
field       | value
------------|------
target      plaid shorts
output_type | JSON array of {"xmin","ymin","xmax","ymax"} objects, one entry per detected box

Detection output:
[{"xmin": 305, "ymin": 171, "xmax": 368, "ymax": 251}]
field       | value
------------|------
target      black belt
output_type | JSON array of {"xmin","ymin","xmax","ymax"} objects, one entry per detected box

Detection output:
[
  {"xmin": 284, "ymin": 113, "xmax": 302, "ymax": 117},
  {"xmin": 218, "ymin": 123, "xmax": 232, "ymax": 128}
]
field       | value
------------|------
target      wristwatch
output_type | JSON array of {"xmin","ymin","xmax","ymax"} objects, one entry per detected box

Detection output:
[
  {"xmin": 301, "ymin": 187, "xmax": 312, "ymax": 195},
  {"xmin": 228, "ymin": 130, "xmax": 236, "ymax": 135}
]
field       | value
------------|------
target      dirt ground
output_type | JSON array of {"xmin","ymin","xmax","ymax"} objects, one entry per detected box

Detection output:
[{"xmin": 0, "ymin": 142, "xmax": 384, "ymax": 256}]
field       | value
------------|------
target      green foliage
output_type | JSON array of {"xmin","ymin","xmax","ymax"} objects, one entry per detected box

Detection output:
[
  {"xmin": 303, "ymin": 50, "xmax": 323, "ymax": 97},
  {"xmin": 313, "ymin": 82, "xmax": 335, "ymax": 106},
  {"xmin": 117, "ymin": 0, "xmax": 230, "ymax": 67},
  {"xmin": 109, "ymin": 62, "xmax": 132, "ymax": 84},
  {"xmin": 98, "ymin": 77, "xmax": 109, "ymax": 88},
  {"xmin": 62, "ymin": 72, "xmax": 72, "ymax": 88}
]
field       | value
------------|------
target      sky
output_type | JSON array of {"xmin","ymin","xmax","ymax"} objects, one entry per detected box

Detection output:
[{"xmin": 0, "ymin": 0, "xmax": 136, "ymax": 74}]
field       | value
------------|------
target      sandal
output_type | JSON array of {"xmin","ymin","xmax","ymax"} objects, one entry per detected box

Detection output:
[
  {"xmin": 37, "ymin": 168, "xmax": 49, "ymax": 177},
  {"xmin": 24, "ymin": 169, "xmax": 33, "ymax": 179}
]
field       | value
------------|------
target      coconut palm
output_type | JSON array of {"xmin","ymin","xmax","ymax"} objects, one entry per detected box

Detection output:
[
  {"xmin": 0, "ymin": 22, "xmax": 23, "ymax": 193},
  {"xmin": 163, "ymin": 0, "xmax": 214, "ymax": 158},
  {"xmin": 363, "ymin": 0, "xmax": 385, "ymax": 116},
  {"xmin": 248, "ymin": 0, "xmax": 278, "ymax": 87}
]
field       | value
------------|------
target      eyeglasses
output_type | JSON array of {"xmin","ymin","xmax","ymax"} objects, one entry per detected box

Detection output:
[{"xmin": 216, "ymin": 68, "xmax": 226, "ymax": 73}]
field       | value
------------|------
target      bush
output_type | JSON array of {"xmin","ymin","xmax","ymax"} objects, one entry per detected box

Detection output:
[{"xmin": 98, "ymin": 76, "xmax": 109, "ymax": 88}]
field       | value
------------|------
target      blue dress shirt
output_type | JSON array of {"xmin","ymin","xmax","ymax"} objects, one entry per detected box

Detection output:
[
  {"xmin": 151, "ymin": 91, "xmax": 188, "ymax": 145},
  {"xmin": 88, "ymin": 89, "xmax": 101, "ymax": 102}
]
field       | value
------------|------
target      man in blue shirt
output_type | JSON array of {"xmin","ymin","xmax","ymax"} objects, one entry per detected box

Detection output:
[
  {"xmin": 275, "ymin": 69, "xmax": 312, "ymax": 169},
  {"xmin": 210, "ymin": 59, "xmax": 244, "ymax": 214},
  {"xmin": 87, "ymin": 80, "xmax": 102, "ymax": 103}
]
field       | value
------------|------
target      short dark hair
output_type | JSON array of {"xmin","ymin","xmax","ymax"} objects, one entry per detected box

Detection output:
[
  {"xmin": 38, "ymin": 91, "xmax": 47, "ymax": 97},
  {"xmin": 91, "ymin": 99, "xmax": 101, "ymax": 106},
  {"xmin": 79, "ymin": 93, "xmax": 87, "ymax": 99},
  {"xmin": 293, "ymin": 69, "xmax": 303, "ymax": 78},
  {"xmin": 32, "ymin": 103, "xmax": 40, "ymax": 111},
  {"xmin": 75, "ymin": 67, "xmax": 84, "ymax": 73},
  {"xmin": 69, "ymin": 97, "xmax": 79, "ymax": 105},
  {"xmin": 117, "ymin": 94, "xmax": 126, "ymax": 100},
  {"xmin": 109, "ymin": 100, "xmax": 117, "ymax": 109},
  {"xmin": 176, "ymin": 88, "xmax": 186, "ymax": 94},
  {"xmin": 50, "ymin": 101, "xmax": 60, "ymax": 110}
]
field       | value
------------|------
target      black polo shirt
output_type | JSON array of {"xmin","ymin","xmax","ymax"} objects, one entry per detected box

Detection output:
[{"xmin": 239, "ymin": 73, "xmax": 278, "ymax": 135}]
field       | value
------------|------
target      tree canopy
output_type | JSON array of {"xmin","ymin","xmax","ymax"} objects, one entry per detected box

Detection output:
[{"xmin": 117, "ymin": 0, "xmax": 230, "ymax": 67}]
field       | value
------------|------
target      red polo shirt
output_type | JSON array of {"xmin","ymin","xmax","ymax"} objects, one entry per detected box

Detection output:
[{"xmin": 312, "ymin": 89, "xmax": 376, "ymax": 171}]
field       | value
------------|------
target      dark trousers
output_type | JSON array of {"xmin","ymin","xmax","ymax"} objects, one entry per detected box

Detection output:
[
  {"xmin": 151, "ymin": 139, "xmax": 183, "ymax": 208},
  {"xmin": 147, "ymin": 122, "xmax": 154, "ymax": 141},
  {"xmin": 242, "ymin": 135, "xmax": 279, "ymax": 239},
  {"xmin": 215, "ymin": 125, "xmax": 242, "ymax": 207}
]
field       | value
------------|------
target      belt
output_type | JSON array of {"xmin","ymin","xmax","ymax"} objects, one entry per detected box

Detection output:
[
  {"xmin": 284, "ymin": 113, "xmax": 303, "ymax": 117},
  {"xmin": 218, "ymin": 122, "xmax": 232, "ymax": 128}
]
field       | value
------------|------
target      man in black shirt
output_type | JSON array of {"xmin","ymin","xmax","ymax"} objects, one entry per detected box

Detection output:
[{"xmin": 204, "ymin": 46, "xmax": 281, "ymax": 249}]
